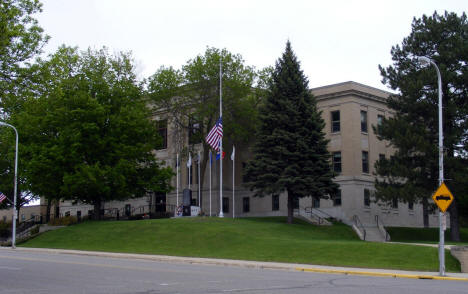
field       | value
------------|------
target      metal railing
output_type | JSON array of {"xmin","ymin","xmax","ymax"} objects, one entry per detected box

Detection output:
[
  {"xmin": 311, "ymin": 208, "xmax": 336, "ymax": 221},
  {"xmin": 101, "ymin": 203, "xmax": 177, "ymax": 220},
  {"xmin": 303, "ymin": 207, "xmax": 324, "ymax": 225},
  {"xmin": 353, "ymin": 215, "xmax": 366, "ymax": 241},
  {"xmin": 375, "ymin": 215, "xmax": 391, "ymax": 241}
]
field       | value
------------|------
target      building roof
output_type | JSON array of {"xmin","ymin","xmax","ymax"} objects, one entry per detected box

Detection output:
[{"xmin": 311, "ymin": 81, "xmax": 392, "ymax": 104}]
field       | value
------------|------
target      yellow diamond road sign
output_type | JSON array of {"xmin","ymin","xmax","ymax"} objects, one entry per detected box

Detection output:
[{"xmin": 432, "ymin": 182, "xmax": 454, "ymax": 213}]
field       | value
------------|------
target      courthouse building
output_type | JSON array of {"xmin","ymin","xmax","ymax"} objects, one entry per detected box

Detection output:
[{"xmin": 57, "ymin": 81, "xmax": 439, "ymax": 228}]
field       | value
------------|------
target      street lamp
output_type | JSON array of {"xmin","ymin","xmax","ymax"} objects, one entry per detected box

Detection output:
[
  {"xmin": 417, "ymin": 56, "xmax": 445, "ymax": 276},
  {"xmin": 0, "ymin": 121, "xmax": 19, "ymax": 249}
]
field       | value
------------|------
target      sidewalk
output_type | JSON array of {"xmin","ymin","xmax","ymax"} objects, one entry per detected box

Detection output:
[{"xmin": 4, "ymin": 247, "xmax": 468, "ymax": 282}]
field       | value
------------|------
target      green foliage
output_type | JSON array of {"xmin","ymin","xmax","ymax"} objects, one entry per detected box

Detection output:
[
  {"xmin": 0, "ymin": 221, "xmax": 12, "ymax": 238},
  {"xmin": 13, "ymin": 47, "xmax": 174, "ymax": 217},
  {"xmin": 0, "ymin": 0, "xmax": 47, "ymax": 212},
  {"xmin": 21, "ymin": 217, "xmax": 460, "ymax": 272},
  {"xmin": 30, "ymin": 225, "xmax": 39, "ymax": 235},
  {"xmin": 48, "ymin": 216, "xmax": 78, "ymax": 226},
  {"xmin": 376, "ymin": 11, "xmax": 468, "ymax": 234},
  {"xmin": 0, "ymin": 0, "xmax": 49, "ymax": 115},
  {"xmin": 245, "ymin": 41, "xmax": 338, "ymax": 223},
  {"xmin": 147, "ymin": 47, "xmax": 264, "ymax": 199}
]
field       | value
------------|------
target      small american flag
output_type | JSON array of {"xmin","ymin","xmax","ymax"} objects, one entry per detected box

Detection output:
[
  {"xmin": 205, "ymin": 117, "xmax": 223, "ymax": 150},
  {"xmin": 0, "ymin": 192, "xmax": 6, "ymax": 204}
]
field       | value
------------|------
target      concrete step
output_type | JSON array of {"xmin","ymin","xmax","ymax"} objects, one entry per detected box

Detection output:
[{"xmin": 363, "ymin": 226, "xmax": 386, "ymax": 242}]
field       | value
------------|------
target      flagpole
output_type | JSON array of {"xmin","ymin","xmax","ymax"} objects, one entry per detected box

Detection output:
[
  {"xmin": 209, "ymin": 150, "xmax": 212, "ymax": 217},
  {"xmin": 188, "ymin": 153, "xmax": 191, "ymax": 190},
  {"xmin": 198, "ymin": 151, "xmax": 201, "ymax": 209},
  {"xmin": 176, "ymin": 153, "xmax": 179, "ymax": 213},
  {"xmin": 232, "ymin": 146, "xmax": 235, "ymax": 218},
  {"xmin": 219, "ymin": 60, "xmax": 224, "ymax": 218}
]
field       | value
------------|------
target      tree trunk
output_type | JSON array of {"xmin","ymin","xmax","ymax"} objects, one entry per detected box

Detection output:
[
  {"xmin": 422, "ymin": 197, "xmax": 429, "ymax": 228},
  {"xmin": 287, "ymin": 191, "xmax": 293, "ymax": 224},
  {"xmin": 46, "ymin": 198, "xmax": 51, "ymax": 223},
  {"xmin": 449, "ymin": 198, "xmax": 460, "ymax": 242},
  {"xmin": 93, "ymin": 199, "xmax": 102, "ymax": 220},
  {"xmin": 55, "ymin": 202, "xmax": 60, "ymax": 219}
]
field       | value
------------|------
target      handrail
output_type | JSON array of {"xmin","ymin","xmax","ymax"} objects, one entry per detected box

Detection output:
[
  {"xmin": 312, "ymin": 208, "xmax": 334, "ymax": 219},
  {"xmin": 375, "ymin": 215, "xmax": 391, "ymax": 241},
  {"xmin": 353, "ymin": 215, "xmax": 366, "ymax": 240},
  {"xmin": 303, "ymin": 206, "xmax": 323, "ymax": 225}
]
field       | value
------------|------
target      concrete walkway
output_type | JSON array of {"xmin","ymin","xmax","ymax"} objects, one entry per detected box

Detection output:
[{"xmin": 4, "ymin": 247, "xmax": 467, "ymax": 282}]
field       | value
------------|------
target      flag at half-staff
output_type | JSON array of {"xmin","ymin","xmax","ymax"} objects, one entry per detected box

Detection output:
[{"xmin": 206, "ymin": 117, "xmax": 223, "ymax": 150}]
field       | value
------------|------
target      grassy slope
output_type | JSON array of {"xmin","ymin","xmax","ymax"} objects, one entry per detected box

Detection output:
[{"xmin": 21, "ymin": 217, "xmax": 460, "ymax": 272}]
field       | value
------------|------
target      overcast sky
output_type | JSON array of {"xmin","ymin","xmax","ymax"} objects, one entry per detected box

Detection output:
[{"xmin": 36, "ymin": 0, "xmax": 466, "ymax": 91}]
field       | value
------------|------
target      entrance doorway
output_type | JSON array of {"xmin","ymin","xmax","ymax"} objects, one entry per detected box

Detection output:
[{"xmin": 155, "ymin": 192, "xmax": 166, "ymax": 213}]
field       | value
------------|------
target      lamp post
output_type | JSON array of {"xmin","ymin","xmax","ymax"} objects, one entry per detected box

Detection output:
[
  {"xmin": 0, "ymin": 121, "xmax": 19, "ymax": 249},
  {"xmin": 417, "ymin": 56, "xmax": 445, "ymax": 276}
]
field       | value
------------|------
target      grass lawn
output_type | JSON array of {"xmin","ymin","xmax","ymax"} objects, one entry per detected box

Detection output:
[
  {"xmin": 387, "ymin": 227, "xmax": 468, "ymax": 244},
  {"xmin": 21, "ymin": 217, "xmax": 461, "ymax": 272}
]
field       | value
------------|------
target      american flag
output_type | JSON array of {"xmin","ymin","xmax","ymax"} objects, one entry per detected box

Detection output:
[
  {"xmin": 205, "ymin": 117, "xmax": 223, "ymax": 150},
  {"xmin": 0, "ymin": 192, "xmax": 6, "ymax": 204}
]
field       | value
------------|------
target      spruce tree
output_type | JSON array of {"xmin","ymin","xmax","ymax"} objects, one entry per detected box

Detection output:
[
  {"xmin": 376, "ymin": 12, "xmax": 467, "ymax": 240},
  {"xmin": 245, "ymin": 41, "xmax": 337, "ymax": 224}
]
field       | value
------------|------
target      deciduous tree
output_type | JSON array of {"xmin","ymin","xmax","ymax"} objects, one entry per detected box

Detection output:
[
  {"xmin": 148, "ymin": 47, "xmax": 263, "ymax": 208},
  {"xmin": 14, "ymin": 47, "xmax": 173, "ymax": 219}
]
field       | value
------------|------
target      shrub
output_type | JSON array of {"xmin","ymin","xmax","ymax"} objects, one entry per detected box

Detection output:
[
  {"xmin": 0, "ymin": 221, "xmax": 12, "ymax": 238},
  {"xmin": 48, "ymin": 216, "xmax": 78, "ymax": 226},
  {"xmin": 30, "ymin": 225, "xmax": 40, "ymax": 235}
]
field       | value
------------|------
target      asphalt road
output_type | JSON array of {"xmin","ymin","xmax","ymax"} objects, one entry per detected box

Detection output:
[{"xmin": 0, "ymin": 249, "xmax": 467, "ymax": 294}]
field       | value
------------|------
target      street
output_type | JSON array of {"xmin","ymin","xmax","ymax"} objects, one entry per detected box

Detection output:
[{"xmin": 0, "ymin": 249, "xmax": 466, "ymax": 294}]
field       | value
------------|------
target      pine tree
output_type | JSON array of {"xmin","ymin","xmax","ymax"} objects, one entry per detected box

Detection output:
[
  {"xmin": 245, "ymin": 41, "xmax": 338, "ymax": 224},
  {"xmin": 376, "ymin": 12, "xmax": 467, "ymax": 240}
]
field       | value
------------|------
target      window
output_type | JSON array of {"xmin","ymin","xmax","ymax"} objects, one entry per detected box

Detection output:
[
  {"xmin": 331, "ymin": 111, "xmax": 340, "ymax": 133},
  {"xmin": 272, "ymin": 195, "xmax": 279, "ymax": 211},
  {"xmin": 364, "ymin": 189, "xmax": 370, "ymax": 207},
  {"xmin": 243, "ymin": 197, "xmax": 250, "ymax": 213},
  {"xmin": 361, "ymin": 110, "xmax": 368, "ymax": 133},
  {"xmin": 332, "ymin": 152, "xmax": 342, "ymax": 173},
  {"xmin": 377, "ymin": 115, "xmax": 384, "ymax": 126},
  {"xmin": 362, "ymin": 151, "xmax": 369, "ymax": 173},
  {"xmin": 222, "ymin": 197, "xmax": 229, "ymax": 213},
  {"xmin": 2, "ymin": 216, "xmax": 6, "ymax": 222},
  {"xmin": 21, "ymin": 214, "xmax": 25, "ymax": 221},
  {"xmin": 293, "ymin": 197, "xmax": 299, "ymax": 209},
  {"xmin": 377, "ymin": 115, "xmax": 384, "ymax": 135},
  {"xmin": 65, "ymin": 211, "xmax": 70, "ymax": 217},
  {"xmin": 312, "ymin": 198, "xmax": 320, "ymax": 208},
  {"xmin": 408, "ymin": 201, "xmax": 414, "ymax": 211},
  {"xmin": 379, "ymin": 154, "xmax": 385, "ymax": 161},
  {"xmin": 188, "ymin": 118, "xmax": 202, "ymax": 145},
  {"xmin": 392, "ymin": 197, "xmax": 398, "ymax": 209},
  {"xmin": 156, "ymin": 120, "xmax": 167, "ymax": 150},
  {"xmin": 333, "ymin": 189, "xmax": 342, "ymax": 206}
]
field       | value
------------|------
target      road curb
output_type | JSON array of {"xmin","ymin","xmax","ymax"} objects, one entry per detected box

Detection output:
[{"xmin": 295, "ymin": 267, "xmax": 468, "ymax": 281}]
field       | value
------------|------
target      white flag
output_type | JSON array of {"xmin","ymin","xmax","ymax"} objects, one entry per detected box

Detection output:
[
  {"xmin": 231, "ymin": 146, "xmax": 235, "ymax": 161},
  {"xmin": 187, "ymin": 153, "xmax": 192, "ymax": 167}
]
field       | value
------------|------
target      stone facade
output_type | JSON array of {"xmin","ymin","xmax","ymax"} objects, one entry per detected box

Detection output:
[{"xmin": 56, "ymin": 81, "xmax": 440, "ymax": 227}]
